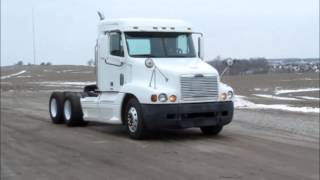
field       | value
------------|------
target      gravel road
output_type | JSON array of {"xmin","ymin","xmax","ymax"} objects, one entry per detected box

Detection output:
[{"xmin": 1, "ymin": 90, "xmax": 319, "ymax": 180}]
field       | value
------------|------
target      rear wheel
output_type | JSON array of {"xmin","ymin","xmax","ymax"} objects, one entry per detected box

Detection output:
[
  {"xmin": 125, "ymin": 98, "xmax": 146, "ymax": 139},
  {"xmin": 200, "ymin": 125, "xmax": 223, "ymax": 136},
  {"xmin": 63, "ymin": 93, "xmax": 84, "ymax": 126},
  {"xmin": 49, "ymin": 92, "xmax": 65, "ymax": 124}
]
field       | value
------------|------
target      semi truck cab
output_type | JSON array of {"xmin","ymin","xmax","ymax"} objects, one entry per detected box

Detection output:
[{"xmin": 49, "ymin": 18, "xmax": 234, "ymax": 139}]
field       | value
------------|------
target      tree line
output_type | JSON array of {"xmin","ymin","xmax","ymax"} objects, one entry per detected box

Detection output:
[
  {"xmin": 15, "ymin": 61, "xmax": 52, "ymax": 66},
  {"xmin": 207, "ymin": 57, "xmax": 269, "ymax": 75}
]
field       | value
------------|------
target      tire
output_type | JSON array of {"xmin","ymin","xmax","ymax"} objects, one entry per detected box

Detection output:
[
  {"xmin": 49, "ymin": 92, "xmax": 65, "ymax": 124},
  {"xmin": 200, "ymin": 125, "xmax": 223, "ymax": 136},
  {"xmin": 63, "ymin": 93, "xmax": 84, "ymax": 126},
  {"xmin": 124, "ymin": 98, "xmax": 146, "ymax": 139}
]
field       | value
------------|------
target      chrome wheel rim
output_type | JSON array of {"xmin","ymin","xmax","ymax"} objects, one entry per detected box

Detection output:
[
  {"xmin": 127, "ymin": 107, "xmax": 138, "ymax": 133},
  {"xmin": 64, "ymin": 100, "xmax": 72, "ymax": 121},
  {"xmin": 50, "ymin": 98, "xmax": 58, "ymax": 118}
]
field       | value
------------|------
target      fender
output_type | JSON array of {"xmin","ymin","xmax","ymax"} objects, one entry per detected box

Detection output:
[{"xmin": 219, "ymin": 82, "xmax": 234, "ymax": 101}]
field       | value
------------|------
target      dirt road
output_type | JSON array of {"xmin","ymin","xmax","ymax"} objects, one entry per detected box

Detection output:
[{"xmin": 1, "ymin": 90, "xmax": 319, "ymax": 180}]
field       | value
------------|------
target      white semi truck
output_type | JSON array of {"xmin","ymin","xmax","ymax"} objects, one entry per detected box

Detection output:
[{"xmin": 49, "ymin": 16, "xmax": 234, "ymax": 139}]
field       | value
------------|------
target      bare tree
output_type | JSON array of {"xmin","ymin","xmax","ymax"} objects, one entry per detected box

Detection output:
[
  {"xmin": 208, "ymin": 58, "xmax": 270, "ymax": 75},
  {"xmin": 16, "ymin": 61, "xmax": 24, "ymax": 66},
  {"xmin": 87, "ymin": 59, "xmax": 94, "ymax": 66}
]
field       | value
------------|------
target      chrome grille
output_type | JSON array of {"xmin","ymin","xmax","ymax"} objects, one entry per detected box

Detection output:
[{"xmin": 180, "ymin": 75, "xmax": 218, "ymax": 101}]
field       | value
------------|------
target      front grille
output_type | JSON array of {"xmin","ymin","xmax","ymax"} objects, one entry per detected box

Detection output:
[{"xmin": 180, "ymin": 75, "xmax": 218, "ymax": 101}]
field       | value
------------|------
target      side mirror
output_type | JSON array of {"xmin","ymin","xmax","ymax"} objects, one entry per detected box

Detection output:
[
  {"xmin": 225, "ymin": 58, "xmax": 234, "ymax": 67},
  {"xmin": 98, "ymin": 35, "xmax": 109, "ymax": 59},
  {"xmin": 198, "ymin": 37, "xmax": 204, "ymax": 60},
  {"xmin": 221, "ymin": 58, "xmax": 235, "ymax": 78}
]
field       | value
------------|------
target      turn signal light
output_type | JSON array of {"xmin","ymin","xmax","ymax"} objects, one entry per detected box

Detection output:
[
  {"xmin": 169, "ymin": 95, "xmax": 177, "ymax": 102},
  {"xmin": 151, "ymin": 94, "xmax": 157, "ymax": 102}
]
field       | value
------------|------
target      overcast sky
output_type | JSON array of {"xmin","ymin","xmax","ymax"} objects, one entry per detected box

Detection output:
[{"xmin": 1, "ymin": 0, "xmax": 319, "ymax": 65}]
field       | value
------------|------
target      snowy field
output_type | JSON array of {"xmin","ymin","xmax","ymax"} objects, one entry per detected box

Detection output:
[
  {"xmin": 234, "ymin": 95, "xmax": 319, "ymax": 113},
  {"xmin": 1, "ymin": 65, "xmax": 319, "ymax": 180},
  {"xmin": 1, "ymin": 65, "xmax": 319, "ymax": 114}
]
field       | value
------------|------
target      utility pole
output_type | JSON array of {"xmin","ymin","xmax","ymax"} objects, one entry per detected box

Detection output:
[{"xmin": 32, "ymin": 6, "xmax": 37, "ymax": 65}]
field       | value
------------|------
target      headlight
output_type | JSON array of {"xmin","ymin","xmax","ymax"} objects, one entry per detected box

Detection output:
[
  {"xmin": 227, "ymin": 91, "xmax": 233, "ymax": 99},
  {"xmin": 158, "ymin": 93, "xmax": 168, "ymax": 102},
  {"xmin": 221, "ymin": 93, "xmax": 227, "ymax": 101}
]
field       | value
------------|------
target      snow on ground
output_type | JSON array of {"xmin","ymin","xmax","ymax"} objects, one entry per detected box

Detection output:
[
  {"xmin": 30, "ymin": 81, "xmax": 96, "ymax": 87},
  {"xmin": 1, "ymin": 70, "xmax": 26, "ymax": 80},
  {"xmin": 254, "ymin": 88, "xmax": 269, "ymax": 92},
  {"xmin": 253, "ymin": 94, "xmax": 300, "ymax": 101},
  {"xmin": 16, "ymin": 75, "xmax": 32, "ymax": 78},
  {"xmin": 275, "ymin": 88, "xmax": 320, "ymax": 95},
  {"xmin": 71, "ymin": 71, "xmax": 93, "ymax": 74},
  {"xmin": 62, "ymin": 70, "xmax": 73, "ymax": 72},
  {"xmin": 277, "ymin": 78, "xmax": 318, "ymax": 82},
  {"xmin": 234, "ymin": 95, "xmax": 319, "ymax": 114},
  {"xmin": 0, "ymin": 82, "xmax": 12, "ymax": 85},
  {"xmin": 297, "ymin": 96, "xmax": 320, "ymax": 101},
  {"xmin": 235, "ymin": 95, "xmax": 246, "ymax": 98}
]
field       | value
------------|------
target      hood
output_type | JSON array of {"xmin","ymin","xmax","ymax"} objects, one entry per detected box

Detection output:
[{"xmin": 152, "ymin": 58, "xmax": 219, "ymax": 76}]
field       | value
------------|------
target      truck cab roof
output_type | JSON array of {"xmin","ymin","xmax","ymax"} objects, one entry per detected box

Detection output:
[{"xmin": 98, "ymin": 18, "xmax": 193, "ymax": 34}]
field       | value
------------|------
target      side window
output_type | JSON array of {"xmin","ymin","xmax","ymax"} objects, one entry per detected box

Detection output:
[{"xmin": 110, "ymin": 32, "xmax": 124, "ymax": 57}]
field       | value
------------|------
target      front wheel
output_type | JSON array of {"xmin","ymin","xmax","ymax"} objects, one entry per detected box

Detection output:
[
  {"xmin": 200, "ymin": 125, "xmax": 223, "ymax": 136},
  {"xmin": 125, "ymin": 98, "xmax": 146, "ymax": 139}
]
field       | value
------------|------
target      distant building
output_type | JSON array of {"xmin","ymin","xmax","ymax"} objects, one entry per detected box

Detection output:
[
  {"xmin": 209, "ymin": 58, "xmax": 320, "ymax": 75},
  {"xmin": 268, "ymin": 59, "xmax": 320, "ymax": 73}
]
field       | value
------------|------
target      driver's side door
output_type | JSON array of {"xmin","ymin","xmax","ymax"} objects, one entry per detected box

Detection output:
[{"xmin": 99, "ymin": 32, "xmax": 125, "ymax": 91}]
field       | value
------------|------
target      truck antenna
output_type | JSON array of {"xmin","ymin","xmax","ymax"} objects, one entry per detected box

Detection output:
[{"xmin": 97, "ymin": 11, "xmax": 105, "ymax": 21}]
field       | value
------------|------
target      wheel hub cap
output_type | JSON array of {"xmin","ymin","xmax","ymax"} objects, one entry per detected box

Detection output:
[
  {"xmin": 50, "ymin": 98, "xmax": 58, "ymax": 118},
  {"xmin": 64, "ymin": 100, "xmax": 72, "ymax": 121},
  {"xmin": 127, "ymin": 107, "xmax": 138, "ymax": 133}
]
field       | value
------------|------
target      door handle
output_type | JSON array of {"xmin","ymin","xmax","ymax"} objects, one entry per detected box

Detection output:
[
  {"xmin": 101, "ymin": 57, "xmax": 123, "ymax": 67},
  {"xmin": 101, "ymin": 57, "xmax": 108, "ymax": 61}
]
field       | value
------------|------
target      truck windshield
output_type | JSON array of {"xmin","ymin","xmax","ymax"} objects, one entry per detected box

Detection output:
[{"xmin": 125, "ymin": 32, "xmax": 196, "ymax": 58}]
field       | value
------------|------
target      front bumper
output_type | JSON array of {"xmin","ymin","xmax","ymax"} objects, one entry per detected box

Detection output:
[{"xmin": 141, "ymin": 101, "xmax": 234, "ymax": 129}]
